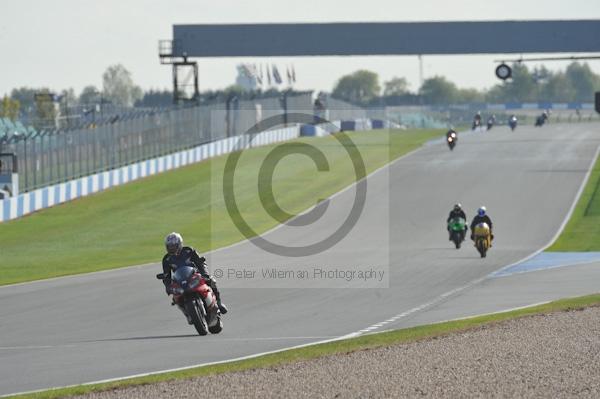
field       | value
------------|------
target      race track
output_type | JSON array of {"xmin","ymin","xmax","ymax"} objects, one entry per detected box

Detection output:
[{"xmin": 1, "ymin": 123, "xmax": 599, "ymax": 396}]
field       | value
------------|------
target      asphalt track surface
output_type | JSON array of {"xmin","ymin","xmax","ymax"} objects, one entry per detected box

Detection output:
[{"xmin": 1, "ymin": 123, "xmax": 600, "ymax": 396}]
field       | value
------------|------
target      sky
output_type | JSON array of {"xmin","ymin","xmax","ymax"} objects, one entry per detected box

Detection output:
[{"xmin": 1, "ymin": 0, "xmax": 600, "ymax": 97}]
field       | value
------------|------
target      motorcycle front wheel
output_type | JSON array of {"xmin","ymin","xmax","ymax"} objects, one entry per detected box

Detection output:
[
  {"xmin": 476, "ymin": 239, "xmax": 487, "ymax": 258},
  {"xmin": 451, "ymin": 232, "xmax": 461, "ymax": 249},
  {"xmin": 185, "ymin": 299, "xmax": 208, "ymax": 336}
]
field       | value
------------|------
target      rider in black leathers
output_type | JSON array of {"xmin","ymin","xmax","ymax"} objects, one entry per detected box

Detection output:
[
  {"xmin": 472, "ymin": 111, "xmax": 482, "ymax": 130},
  {"xmin": 447, "ymin": 203, "xmax": 468, "ymax": 240},
  {"xmin": 162, "ymin": 232, "xmax": 228, "ymax": 314}
]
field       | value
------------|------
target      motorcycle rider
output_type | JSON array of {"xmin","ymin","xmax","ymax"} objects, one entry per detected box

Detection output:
[
  {"xmin": 470, "ymin": 206, "xmax": 494, "ymax": 243},
  {"xmin": 472, "ymin": 111, "xmax": 482, "ymax": 129},
  {"xmin": 446, "ymin": 128, "xmax": 458, "ymax": 147},
  {"xmin": 162, "ymin": 232, "xmax": 228, "ymax": 314},
  {"xmin": 508, "ymin": 114, "xmax": 518, "ymax": 130},
  {"xmin": 486, "ymin": 114, "xmax": 496, "ymax": 130},
  {"xmin": 447, "ymin": 203, "xmax": 468, "ymax": 240}
]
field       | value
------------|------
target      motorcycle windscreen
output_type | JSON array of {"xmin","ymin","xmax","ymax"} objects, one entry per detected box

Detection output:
[{"xmin": 172, "ymin": 266, "xmax": 195, "ymax": 283}]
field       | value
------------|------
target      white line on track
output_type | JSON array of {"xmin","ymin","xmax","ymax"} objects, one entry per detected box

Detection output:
[{"xmin": 0, "ymin": 336, "xmax": 338, "ymax": 351}]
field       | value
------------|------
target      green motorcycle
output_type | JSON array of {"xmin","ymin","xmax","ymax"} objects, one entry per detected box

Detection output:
[{"xmin": 448, "ymin": 217, "xmax": 467, "ymax": 249}]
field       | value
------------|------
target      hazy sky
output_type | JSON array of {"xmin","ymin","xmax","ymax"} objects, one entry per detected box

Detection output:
[{"xmin": 2, "ymin": 0, "xmax": 600, "ymax": 96}]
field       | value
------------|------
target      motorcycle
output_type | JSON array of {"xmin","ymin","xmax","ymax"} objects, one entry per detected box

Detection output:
[
  {"xmin": 157, "ymin": 266, "xmax": 223, "ymax": 336},
  {"xmin": 534, "ymin": 114, "xmax": 546, "ymax": 127},
  {"xmin": 472, "ymin": 222, "xmax": 492, "ymax": 258},
  {"xmin": 508, "ymin": 116, "xmax": 517, "ymax": 131},
  {"xmin": 446, "ymin": 131, "xmax": 457, "ymax": 150},
  {"xmin": 535, "ymin": 113, "xmax": 548, "ymax": 127},
  {"xmin": 486, "ymin": 118, "xmax": 495, "ymax": 131},
  {"xmin": 471, "ymin": 119, "xmax": 481, "ymax": 131},
  {"xmin": 448, "ymin": 217, "xmax": 466, "ymax": 249}
]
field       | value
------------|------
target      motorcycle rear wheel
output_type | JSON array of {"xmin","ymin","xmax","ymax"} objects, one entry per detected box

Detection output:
[{"xmin": 185, "ymin": 299, "xmax": 208, "ymax": 336}]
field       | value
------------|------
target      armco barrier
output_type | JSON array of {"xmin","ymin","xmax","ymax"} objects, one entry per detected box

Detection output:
[
  {"xmin": 0, "ymin": 126, "xmax": 299, "ymax": 223},
  {"xmin": 340, "ymin": 119, "xmax": 373, "ymax": 131}
]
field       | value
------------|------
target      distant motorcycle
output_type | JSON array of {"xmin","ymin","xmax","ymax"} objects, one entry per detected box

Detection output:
[
  {"xmin": 157, "ymin": 266, "xmax": 223, "ymax": 335},
  {"xmin": 448, "ymin": 217, "xmax": 467, "ymax": 249},
  {"xmin": 508, "ymin": 116, "xmax": 518, "ymax": 131},
  {"xmin": 535, "ymin": 112, "xmax": 548, "ymax": 127},
  {"xmin": 446, "ymin": 130, "xmax": 457, "ymax": 150},
  {"xmin": 486, "ymin": 116, "xmax": 496, "ymax": 131},
  {"xmin": 472, "ymin": 119, "xmax": 481, "ymax": 131},
  {"xmin": 473, "ymin": 222, "xmax": 492, "ymax": 258}
]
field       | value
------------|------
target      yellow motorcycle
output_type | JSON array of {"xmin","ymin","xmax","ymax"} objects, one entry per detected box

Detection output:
[{"xmin": 473, "ymin": 222, "xmax": 491, "ymax": 258}]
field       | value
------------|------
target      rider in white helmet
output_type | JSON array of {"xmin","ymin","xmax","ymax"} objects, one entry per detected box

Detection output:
[
  {"xmin": 470, "ymin": 206, "xmax": 494, "ymax": 242},
  {"xmin": 162, "ymin": 232, "xmax": 228, "ymax": 314}
]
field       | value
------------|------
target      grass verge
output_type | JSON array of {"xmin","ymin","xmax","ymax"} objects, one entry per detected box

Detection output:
[
  {"xmin": 0, "ymin": 129, "xmax": 442, "ymax": 285},
  {"xmin": 548, "ymin": 147, "xmax": 600, "ymax": 251},
  {"xmin": 8, "ymin": 293, "xmax": 600, "ymax": 399}
]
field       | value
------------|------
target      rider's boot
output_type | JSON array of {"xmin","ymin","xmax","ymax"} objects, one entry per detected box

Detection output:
[{"xmin": 209, "ymin": 277, "xmax": 228, "ymax": 314}]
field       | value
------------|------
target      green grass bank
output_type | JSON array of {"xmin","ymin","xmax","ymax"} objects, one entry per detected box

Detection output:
[{"xmin": 0, "ymin": 129, "xmax": 442, "ymax": 285}]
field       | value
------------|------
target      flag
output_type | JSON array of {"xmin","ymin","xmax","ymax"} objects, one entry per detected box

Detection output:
[
  {"xmin": 267, "ymin": 64, "xmax": 272, "ymax": 86},
  {"xmin": 254, "ymin": 64, "xmax": 262, "ymax": 85},
  {"xmin": 272, "ymin": 65, "xmax": 282, "ymax": 85},
  {"xmin": 241, "ymin": 64, "xmax": 252, "ymax": 78},
  {"xmin": 291, "ymin": 65, "xmax": 296, "ymax": 83},
  {"xmin": 287, "ymin": 66, "xmax": 292, "ymax": 85}
]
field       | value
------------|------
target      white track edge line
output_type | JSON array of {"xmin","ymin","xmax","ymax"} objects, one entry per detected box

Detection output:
[{"xmin": 0, "ymin": 299, "xmax": 553, "ymax": 399}]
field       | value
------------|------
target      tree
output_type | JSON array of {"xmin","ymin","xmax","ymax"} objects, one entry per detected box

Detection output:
[
  {"xmin": 565, "ymin": 62, "xmax": 600, "ymax": 102},
  {"xmin": 457, "ymin": 88, "xmax": 485, "ymax": 103},
  {"xmin": 0, "ymin": 96, "xmax": 20, "ymax": 121},
  {"xmin": 383, "ymin": 77, "xmax": 410, "ymax": 96},
  {"xmin": 79, "ymin": 85, "xmax": 101, "ymax": 105},
  {"xmin": 135, "ymin": 89, "xmax": 173, "ymax": 107},
  {"xmin": 102, "ymin": 64, "xmax": 142, "ymax": 107},
  {"xmin": 539, "ymin": 72, "xmax": 574, "ymax": 102},
  {"xmin": 10, "ymin": 87, "xmax": 37, "ymax": 114},
  {"xmin": 33, "ymin": 89, "xmax": 57, "ymax": 130},
  {"xmin": 419, "ymin": 76, "xmax": 458, "ymax": 104},
  {"xmin": 485, "ymin": 63, "xmax": 537, "ymax": 103},
  {"xmin": 508, "ymin": 63, "xmax": 538, "ymax": 102},
  {"xmin": 332, "ymin": 70, "xmax": 381, "ymax": 104}
]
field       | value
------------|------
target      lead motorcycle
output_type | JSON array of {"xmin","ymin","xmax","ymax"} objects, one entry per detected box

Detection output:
[
  {"xmin": 446, "ymin": 130, "xmax": 457, "ymax": 150},
  {"xmin": 157, "ymin": 266, "xmax": 223, "ymax": 335}
]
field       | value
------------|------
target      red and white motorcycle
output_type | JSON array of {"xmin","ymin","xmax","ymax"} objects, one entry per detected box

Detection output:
[{"xmin": 157, "ymin": 266, "xmax": 223, "ymax": 335}]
